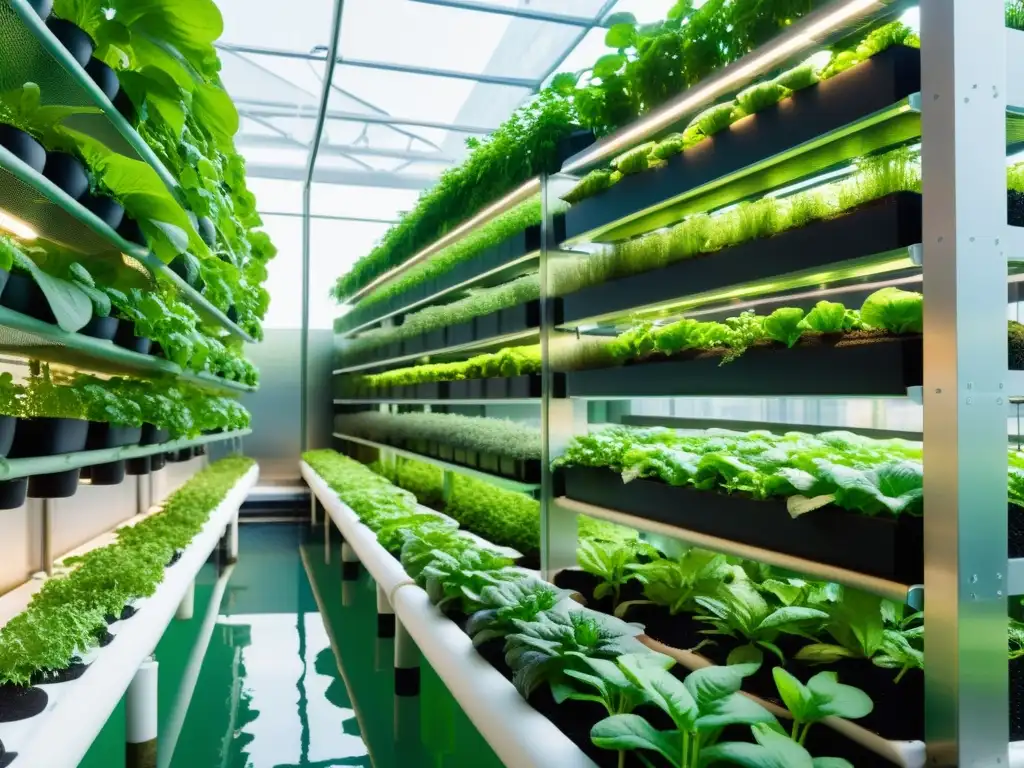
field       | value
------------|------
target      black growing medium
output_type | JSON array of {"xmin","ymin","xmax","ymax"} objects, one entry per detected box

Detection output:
[
  {"xmin": 0, "ymin": 126, "xmax": 46, "ymax": 174},
  {"xmin": 335, "ymin": 216, "xmax": 564, "ymax": 336},
  {"xmin": 1011, "ymin": 190, "xmax": 1024, "ymax": 228},
  {"xmin": 562, "ymin": 465, "xmax": 924, "ymax": 584},
  {"xmin": 566, "ymin": 333, "xmax": 923, "ymax": 399},
  {"xmin": 561, "ymin": 192, "xmax": 922, "ymax": 324},
  {"xmin": 563, "ymin": 44, "xmax": 922, "ymax": 244}
]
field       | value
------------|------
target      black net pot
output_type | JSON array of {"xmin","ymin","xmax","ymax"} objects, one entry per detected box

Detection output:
[
  {"xmin": 0, "ymin": 477, "xmax": 27, "ymax": 510},
  {"xmin": 0, "ymin": 125, "xmax": 46, "ymax": 173},
  {"xmin": 80, "ymin": 191, "xmax": 124, "ymax": 231},
  {"xmin": 113, "ymin": 321, "xmax": 152, "ymax": 355},
  {"xmin": 0, "ymin": 272, "xmax": 55, "ymax": 324},
  {"xmin": 84, "ymin": 58, "xmax": 119, "ymax": 101},
  {"xmin": 0, "ymin": 416, "xmax": 16, "ymax": 459},
  {"xmin": 86, "ymin": 460, "xmax": 126, "ymax": 486},
  {"xmin": 140, "ymin": 423, "xmax": 170, "ymax": 446},
  {"xmin": 116, "ymin": 215, "xmax": 145, "ymax": 246},
  {"xmin": 86, "ymin": 422, "xmax": 142, "ymax": 450},
  {"xmin": 168, "ymin": 447, "xmax": 194, "ymax": 462},
  {"xmin": 44, "ymin": 18, "xmax": 94, "ymax": 67},
  {"xmin": 28, "ymin": 0, "xmax": 53, "ymax": 18},
  {"xmin": 150, "ymin": 452, "xmax": 167, "ymax": 471},
  {"xmin": 79, "ymin": 314, "xmax": 119, "ymax": 341},
  {"xmin": 8, "ymin": 417, "xmax": 89, "ymax": 458},
  {"xmin": 28, "ymin": 468, "xmax": 81, "ymax": 499},
  {"xmin": 126, "ymin": 456, "xmax": 151, "ymax": 475},
  {"xmin": 0, "ymin": 682, "xmax": 47, "ymax": 722},
  {"xmin": 42, "ymin": 151, "xmax": 89, "ymax": 201}
]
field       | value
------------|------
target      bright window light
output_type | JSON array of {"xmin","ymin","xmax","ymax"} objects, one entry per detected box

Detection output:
[{"xmin": 899, "ymin": 6, "xmax": 920, "ymax": 34}]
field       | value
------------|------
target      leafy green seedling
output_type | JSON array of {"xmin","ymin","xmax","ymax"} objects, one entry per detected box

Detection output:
[
  {"xmin": 773, "ymin": 668, "xmax": 873, "ymax": 744},
  {"xmin": 577, "ymin": 538, "xmax": 658, "ymax": 608},
  {"xmin": 700, "ymin": 722, "xmax": 854, "ymax": 767}
]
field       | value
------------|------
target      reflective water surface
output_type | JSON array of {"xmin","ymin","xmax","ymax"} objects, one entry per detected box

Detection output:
[{"xmin": 79, "ymin": 523, "xmax": 504, "ymax": 768}]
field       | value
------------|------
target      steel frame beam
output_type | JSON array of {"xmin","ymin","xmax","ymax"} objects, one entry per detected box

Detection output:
[
  {"xmin": 216, "ymin": 42, "xmax": 536, "ymax": 88},
  {"xmin": 255, "ymin": 163, "xmax": 435, "ymax": 189},
  {"xmin": 236, "ymin": 133, "xmax": 457, "ymax": 163},
  {"xmin": 407, "ymin": 0, "xmax": 610, "ymax": 27},
  {"xmin": 236, "ymin": 99, "xmax": 496, "ymax": 134}
]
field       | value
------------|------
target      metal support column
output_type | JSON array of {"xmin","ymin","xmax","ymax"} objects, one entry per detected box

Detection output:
[
  {"xmin": 301, "ymin": 0, "xmax": 345, "ymax": 452},
  {"xmin": 341, "ymin": 541, "xmax": 359, "ymax": 581},
  {"xmin": 922, "ymin": 1, "xmax": 1009, "ymax": 764}
]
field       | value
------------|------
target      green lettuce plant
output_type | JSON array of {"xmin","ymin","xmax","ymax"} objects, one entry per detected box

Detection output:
[{"xmin": 700, "ymin": 723, "xmax": 853, "ymax": 767}]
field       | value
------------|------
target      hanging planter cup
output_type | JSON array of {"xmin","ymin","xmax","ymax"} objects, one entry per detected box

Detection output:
[
  {"xmin": 80, "ymin": 191, "xmax": 125, "ymax": 230},
  {"xmin": 0, "ymin": 124, "xmax": 46, "ymax": 173},
  {"xmin": 28, "ymin": 0, "xmax": 53, "ymax": 19},
  {"xmin": 1, "ymin": 271, "xmax": 57, "ymax": 324},
  {"xmin": 42, "ymin": 151, "xmax": 89, "ymax": 201},
  {"xmin": 45, "ymin": 18, "xmax": 94, "ymax": 68},
  {"xmin": 84, "ymin": 58, "xmax": 119, "ymax": 101}
]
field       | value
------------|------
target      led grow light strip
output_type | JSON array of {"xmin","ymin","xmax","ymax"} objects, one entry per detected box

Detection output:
[
  {"xmin": 344, "ymin": 177, "xmax": 542, "ymax": 304},
  {"xmin": 0, "ymin": 208, "xmax": 37, "ymax": 240},
  {"xmin": 562, "ymin": 0, "xmax": 887, "ymax": 174}
]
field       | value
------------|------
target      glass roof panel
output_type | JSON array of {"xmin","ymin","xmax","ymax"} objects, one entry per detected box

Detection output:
[{"xmin": 217, "ymin": 0, "xmax": 336, "ymax": 53}]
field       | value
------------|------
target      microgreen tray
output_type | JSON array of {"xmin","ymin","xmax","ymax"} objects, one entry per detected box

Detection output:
[
  {"xmin": 561, "ymin": 192, "xmax": 922, "ymax": 327},
  {"xmin": 563, "ymin": 45, "xmax": 923, "ymax": 245},
  {"xmin": 565, "ymin": 333, "xmax": 923, "ymax": 399},
  {"xmin": 562, "ymin": 465, "xmax": 924, "ymax": 584}
]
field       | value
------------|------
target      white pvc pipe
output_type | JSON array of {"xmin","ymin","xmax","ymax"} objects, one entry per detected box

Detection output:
[
  {"xmin": 395, "ymin": 616, "xmax": 418, "ymax": 670},
  {"xmin": 174, "ymin": 581, "xmax": 195, "ymax": 621},
  {"xmin": 227, "ymin": 512, "xmax": 239, "ymax": 564},
  {"xmin": 377, "ymin": 585, "xmax": 393, "ymax": 615},
  {"xmin": 392, "ymin": 586, "xmax": 598, "ymax": 768},
  {"xmin": 1, "ymin": 465, "xmax": 259, "ymax": 768},
  {"xmin": 160, "ymin": 564, "xmax": 235, "ymax": 768},
  {"xmin": 300, "ymin": 461, "xmax": 596, "ymax": 768},
  {"xmin": 126, "ymin": 657, "xmax": 158, "ymax": 745}
]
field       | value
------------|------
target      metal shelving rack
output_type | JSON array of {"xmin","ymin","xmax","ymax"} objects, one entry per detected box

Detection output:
[{"xmin": 533, "ymin": 2, "xmax": 1017, "ymax": 765}]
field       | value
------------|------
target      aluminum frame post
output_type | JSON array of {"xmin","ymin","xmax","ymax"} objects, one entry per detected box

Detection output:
[
  {"xmin": 921, "ymin": 1, "xmax": 1009, "ymax": 764},
  {"xmin": 539, "ymin": 173, "xmax": 585, "ymax": 578},
  {"xmin": 301, "ymin": 0, "xmax": 345, "ymax": 452}
]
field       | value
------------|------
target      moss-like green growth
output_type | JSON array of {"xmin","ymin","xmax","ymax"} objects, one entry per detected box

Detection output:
[{"xmin": 1010, "ymin": 321, "xmax": 1024, "ymax": 370}]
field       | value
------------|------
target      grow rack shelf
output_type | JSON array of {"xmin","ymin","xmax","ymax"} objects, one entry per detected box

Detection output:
[
  {"xmin": 335, "ymin": 373, "xmax": 559, "ymax": 402},
  {"xmin": 0, "ymin": 428, "xmax": 251, "ymax": 481},
  {"xmin": 0, "ymin": 464, "xmax": 258, "ymax": 768},
  {"xmin": 337, "ymin": 250, "xmax": 540, "ymax": 339},
  {"xmin": 332, "ymin": 432, "xmax": 541, "ymax": 493},
  {"xmin": 0, "ymin": 0, "xmax": 215, "ymax": 255},
  {"xmin": 0, "ymin": 146, "xmax": 255, "ymax": 342},
  {"xmin": 565, "ymin": 334, "xmax": 922, "ymax": 399},
  {"xmin": 561, "ymin": 44, "xmax": 924, "ymax": 246},
  {"xmin": 560, "ymin": 192, "xmax": 922, "ymax": 328},
  {"xmin": 554, "ymin": 493, "xmax": 916, "ymax": 605},
  {"xmin": 332, "ymin": 328, "xmax": 538, "ymax": 375},
  {"xmin": 0, "ymin": 305, "xmax": 254, "ymax": 395}
]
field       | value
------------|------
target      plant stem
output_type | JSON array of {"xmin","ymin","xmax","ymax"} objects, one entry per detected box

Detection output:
[
  {"xmin": 798, "ymin": 722, "xmax": 812, "ymax": 746},
  {"xmin": 791, "ymin": 720, "xmax": 800, "ymax": 740},
  {"xmin": 681, "ymin": 731, "xmax": 690, "ymax": 767},
  {"xmin": 618, "ymin": 750, "xmax": 626, "ymax": 768},
  {"xmin": 894, "ymin": 665, "xmax": 908, "ymax": 684}
]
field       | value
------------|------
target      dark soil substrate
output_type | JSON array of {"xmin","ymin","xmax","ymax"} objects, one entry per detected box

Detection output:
[
  {"xmin": 1010, "ymin": 190, "xmax": 1024, "ymax": 228},
  {"xmin": 95, "ymin": 629, "xmax": 115, "ymax": 648},
  {"xmin": 0, "ymin": 747, "xmax": 15, "ymax": 768},
  {"xmin": 0, "ymin": 684, "xmax": 47, "ymax": 722},
  {"xmin": 30, "ymin": 660, "xmax": 89, "ymax": 686},
  {"xmin": 1012, "ymin": 656, "xmax": 1024, "ymax": 741},
  {"xmin": 167, "ymin": 549, "xmax": 183, "ymax": 567}
]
